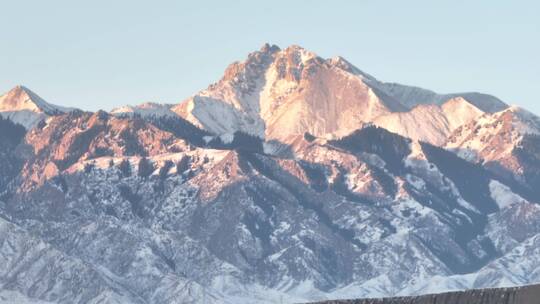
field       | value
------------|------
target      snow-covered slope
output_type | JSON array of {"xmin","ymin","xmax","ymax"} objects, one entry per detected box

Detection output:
[
  {"xmin": 369, "ymin": 84, "xmax": 507, "ymax": 113},
  {"xmin": 373, "ymin": 97, "xmax": 484, "ymax": 145},
  {"xmin": 0, "ymin": 86, "xmax": 73, "ymax": 129},
  {"xmin": 173, "ymin": 44, "xmax": 507, "ymax": 142},
  {"xmin": 446, "ymin": 106, "xmax": 540, "ymax": 195},
  {"xmin": 0, "ymin": 290, "xmax": 54, "ymax": 304},
  {"xmin": 447, "ymin": 106, "xmax": 540, "ymax": 160},
  {"xmin": 312, "ymin": 55, "xmax": 508, "ymax": 114},
  {"xmin": 111, "ymin": 102, "xmax": 177, "ymax": 118}
]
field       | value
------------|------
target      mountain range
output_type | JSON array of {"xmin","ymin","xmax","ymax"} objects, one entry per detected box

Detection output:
[{"xmin": 0, "ymin": 44, "xmax": 539, "ymax": 304}]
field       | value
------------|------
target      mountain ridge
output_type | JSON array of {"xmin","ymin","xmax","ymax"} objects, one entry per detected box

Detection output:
[
  {"xmin": 170, "ymin": 44, "xmax": 508, "ymax": 142},
  {"xmin": 0, "ymin": 44, "xmax": 538, "ymax": 304}
]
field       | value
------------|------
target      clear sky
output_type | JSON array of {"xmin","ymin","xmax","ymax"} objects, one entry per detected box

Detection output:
[{"xmin": 1, "ymin": 0, "xmax": 539, "ymax": 114}]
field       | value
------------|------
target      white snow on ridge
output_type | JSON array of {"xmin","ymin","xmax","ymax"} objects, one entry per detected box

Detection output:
[
  {"xmin": 111, "ymin": 102, "xmax": 177, "ymax": 119},
  {"xmin": 219, "ymin": 132, "xmax": 235, "ymax": 144},
  {"xmin": 489, "ymin": 180, "xmax": 528, "ymax": 209},
  {"xmin": 0, "ymin": 110, "xmax": 47, "ymax": 130},
  {"xmin": 362, "ymin": 79, "xmax": 508, "ymax": 114},
  {"xmin": 373, "ymin": 98, "xmax": 484, "ymax": 145},
  {"xmin": 395, "ymin": 273, "xmax": 478, "ymax": 297},
  {"xmin": 506, "ymin": 105, "xmax": 540, "ymax": 135},
  {"xmin": 445, "ymin": 104, "xmax": 540, "ymax": 166},
  {"xmin": 441, "ymin": 97, "xmax": 486, "ymax": 130}
]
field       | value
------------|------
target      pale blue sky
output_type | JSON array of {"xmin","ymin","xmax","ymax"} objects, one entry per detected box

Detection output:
[{"xmin": 1, "ymin": 0, "xmax": 539, "ymax": 114}]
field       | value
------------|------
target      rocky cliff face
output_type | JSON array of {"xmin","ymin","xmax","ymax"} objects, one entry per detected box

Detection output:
[{"xmin": 0, "ymin": 45, "xmax": 538, "ymax": 304}]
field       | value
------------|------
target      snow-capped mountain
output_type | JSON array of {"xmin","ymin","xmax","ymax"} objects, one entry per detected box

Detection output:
[
  {"xmin": 172, "ymin": 44, "xmax": 507, "ymax": 142},
  {"xmin": 0, "ymin": 44, "xmax": 538, "ymax": 304},
  {"xmin": 173, "ymin": 44, "xmax": 403, "ymax": 140},
  {"xmin": 0, "ymin": 86, "xmax": 73, "ymax": 129}
]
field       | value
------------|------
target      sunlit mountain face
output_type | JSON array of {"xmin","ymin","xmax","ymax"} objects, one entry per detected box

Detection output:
[{"xmin": 0, "ymin": 44, "xmax": 538, "ymax": 304}]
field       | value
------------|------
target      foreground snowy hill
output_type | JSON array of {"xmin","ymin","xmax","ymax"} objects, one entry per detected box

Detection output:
[
  {"xmin": 0, "ymin": 45, "xmax": 538, "ymax": 303},
  {"xmin": 314, "ymin": 283, "xmax": 540, "ymax": 304},
  {"xmin": 1, "ymin": 117, "xmax": 539, "ymax": 303}
]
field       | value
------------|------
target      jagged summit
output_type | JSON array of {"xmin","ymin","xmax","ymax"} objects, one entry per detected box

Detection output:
[
  {"xmin": 173, "ymin": 44, "xmax": 405, "ymax": 140},
  {"xmin": 173, "ymin": 44, "xmax": 508, "ymax": 141},
  {"xmin": 0, "ymin": 85, "xmax": 73, "ymax": 129}
]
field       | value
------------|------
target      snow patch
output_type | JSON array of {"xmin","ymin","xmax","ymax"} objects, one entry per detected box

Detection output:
[
  {"xmin": 0, "ymin": 290, "xmax": 54, "ymax": 304},
  {"xmin": 219, "ymin": 133, "xmax": 235, "ymax": 144},
  {"xmin": 489, "ymin": 180, "xmax": 527, "ymax": 209}
]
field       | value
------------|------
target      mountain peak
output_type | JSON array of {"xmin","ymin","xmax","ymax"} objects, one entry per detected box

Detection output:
[
  {"xmin": 260, "ymin": 43, "xmax": 280, "ymax": 53},
  {"xmin": 0, "ymin": 85, "xmax": 72, "ymax": 115},
  {"xmin": 283, "ymin": 44, "xmax": 317, "ymax": 59},
  {"xmin": 174, "ymin": 44, "xmax": 402, "ymax": 139},
  {"xmin": 174, "ymin": 44, "xmax": 509, "ymax": 142},
  {"xmin": 12, "ymin": 84, "xmax": 29, "ymax": 92},
  {"xmin": 0, "ymin": 85, "xmax": 73, "ymax": 129},
  {"xmin": 0, "ymin": 85, "xmax": 46, "ymax": 113},
  {"xmin": 441, "ymin": 96, "xmax": 482, "ymax": 113}
]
